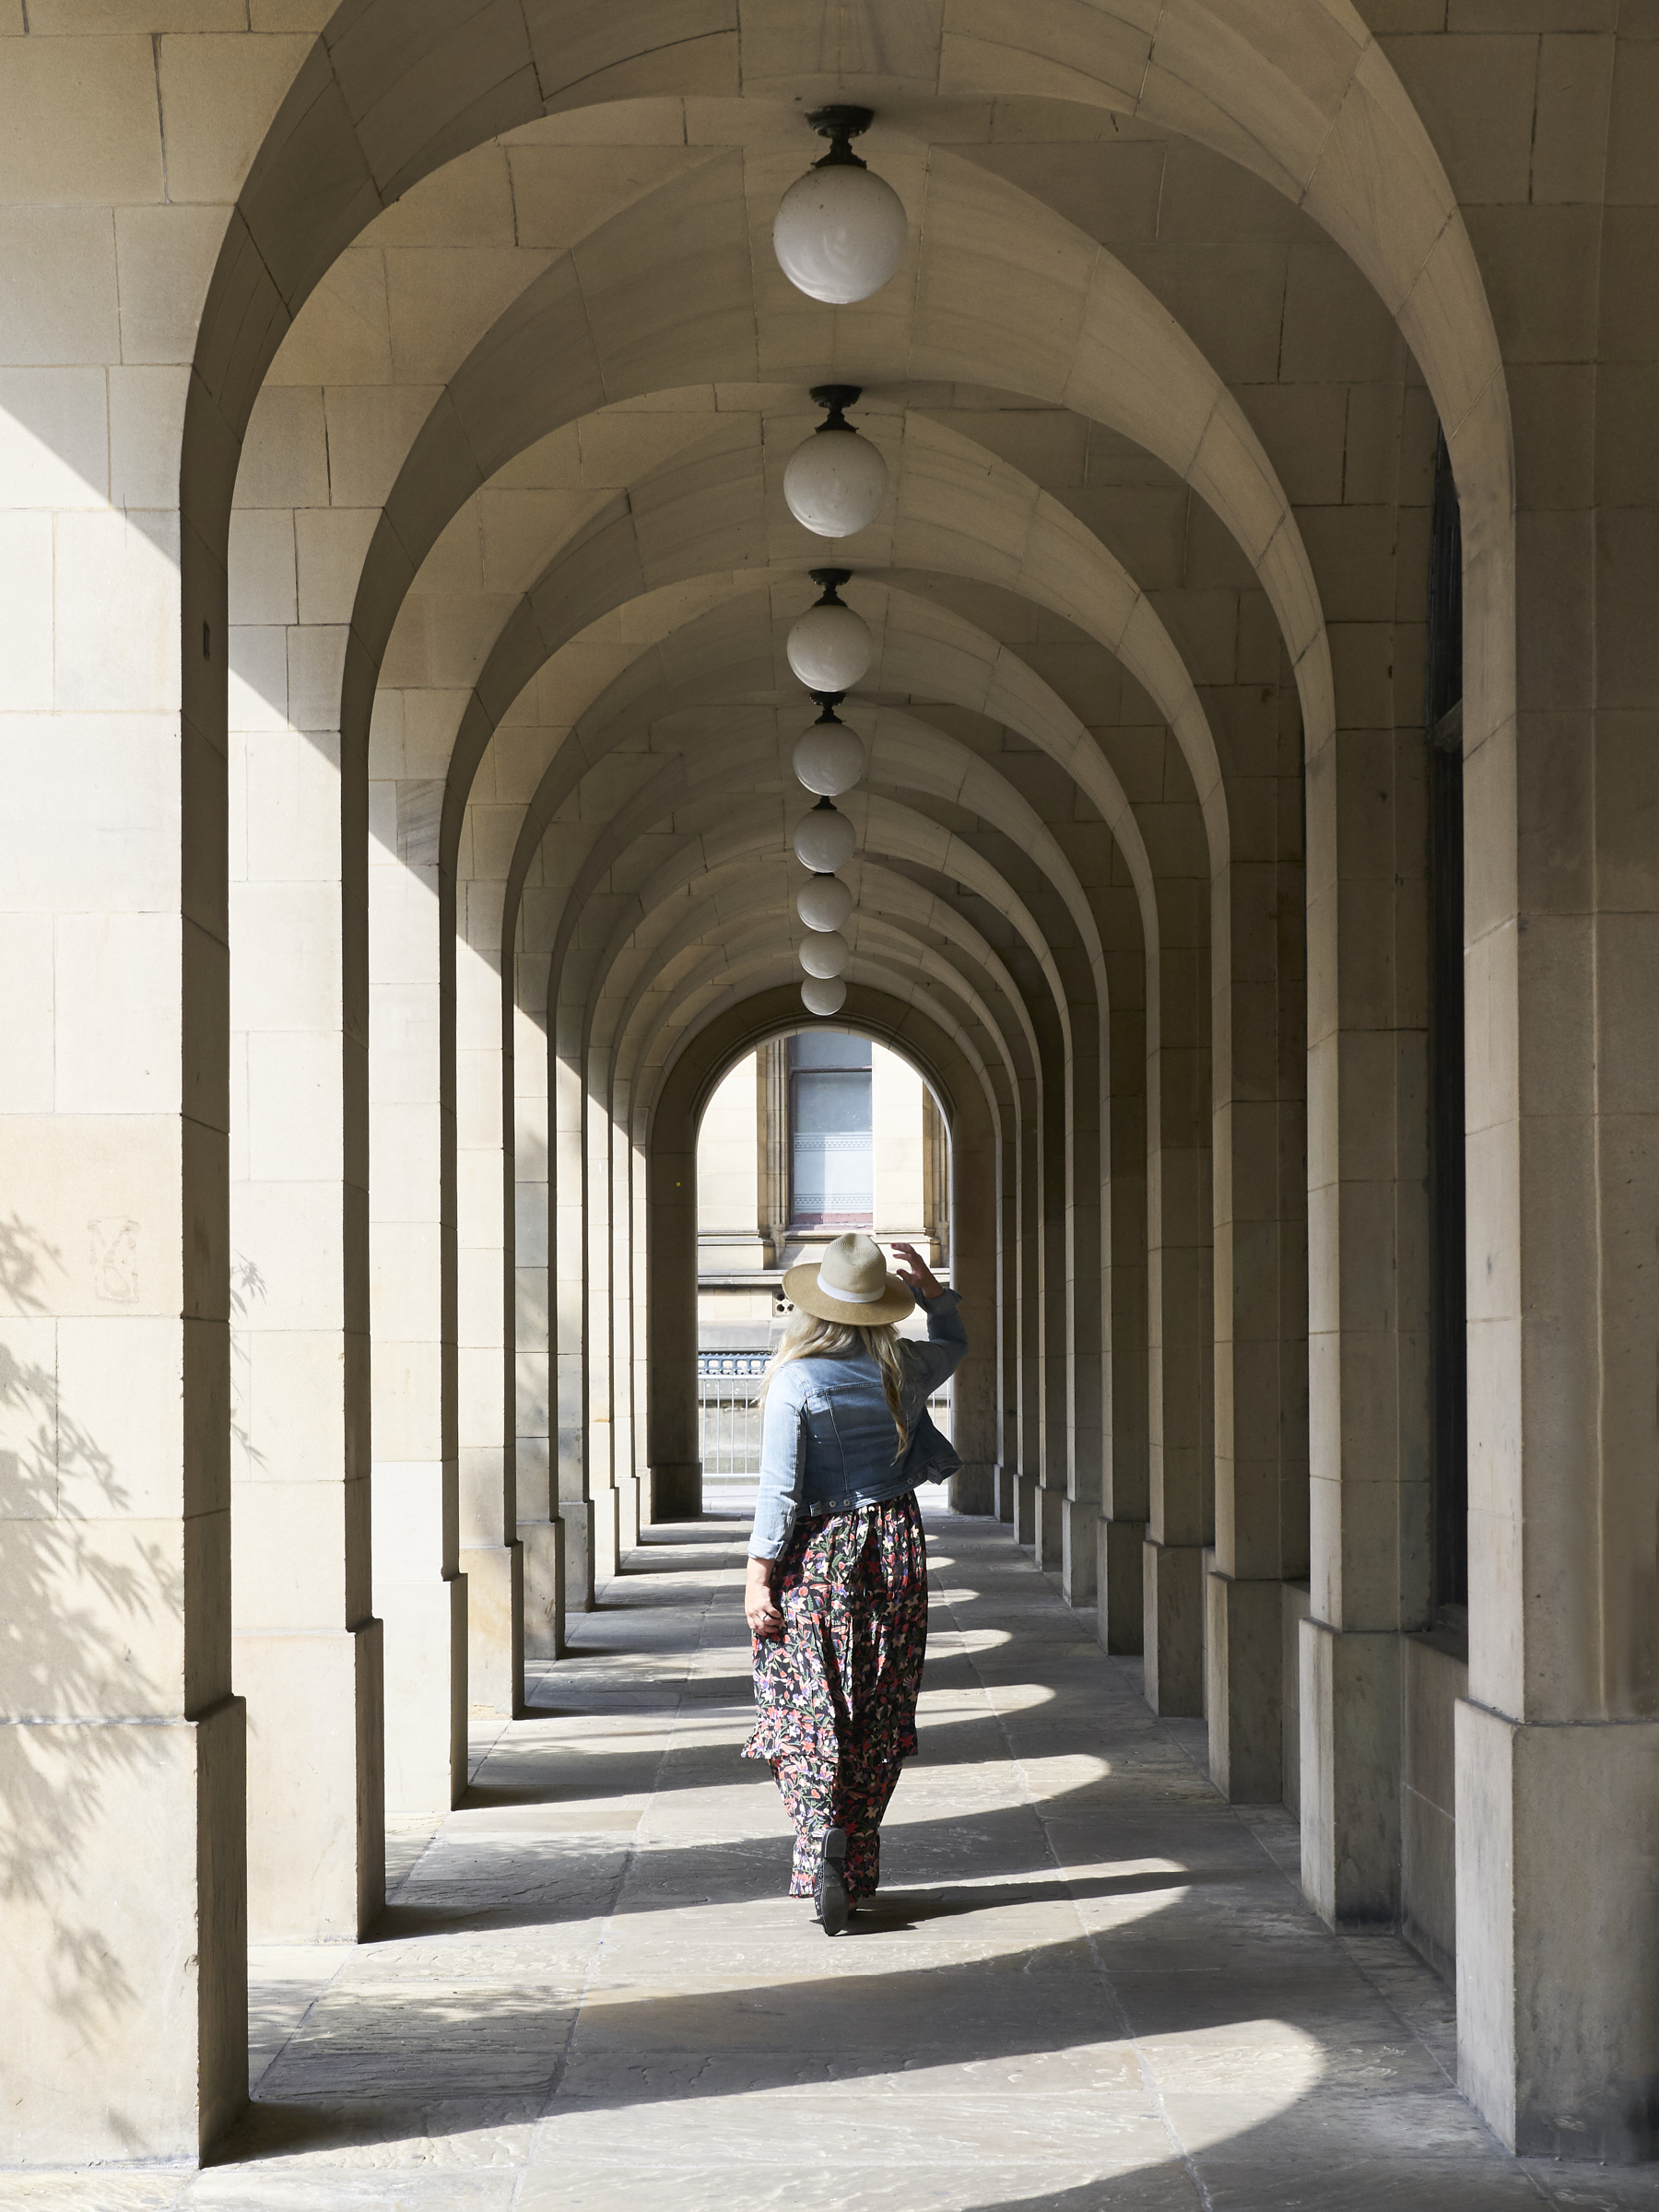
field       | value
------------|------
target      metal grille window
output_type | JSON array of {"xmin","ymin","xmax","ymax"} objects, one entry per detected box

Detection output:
[
  {"xmin": 698, "ymin": 1352, "xmax": 767, "ymax": 1478},
  {"xmin": 697, "ymin": 1354, "xmax": 954, "ymax": 1488}
]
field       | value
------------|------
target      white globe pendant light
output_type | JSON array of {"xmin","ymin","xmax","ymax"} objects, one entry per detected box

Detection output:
[
  {"xmin": 793, "ymin": 699, "xmax": 864, "ymax": 796},
  {"xmin": 773, "ymin": 107, "xmax": 908, "ymax": 307},
  {"xmin": 802, "ymin": 976, "xmax": 847, "ymax": 1017},
  {"xmin": 784, "ymin": 384, "xmax": 888, "ymax": 538},
  {"xmin": 787, "ymin": 568, "xmax": 872, "ymax": 692},
  {"xmin": 799, "ymin": 930, "xmax": 849, "ymax": 980},
  {"xmin": 793, "ymin": 797, "xmax": 856, "ymax": 874},
  {"xmin": 796, "ymin": 873, "xmax": 853, "ymax": 933}
]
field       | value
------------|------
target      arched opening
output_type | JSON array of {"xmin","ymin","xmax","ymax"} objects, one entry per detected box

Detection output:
[
  {"xmin": 649, "ymin": 987, "xmax": 1002, "ymax": 1528},
  {"xmin": 693, "ymin": 1024, "xmax": 956, "ymax": 1515}
]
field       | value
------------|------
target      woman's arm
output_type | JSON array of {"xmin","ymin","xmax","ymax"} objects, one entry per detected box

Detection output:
[
  {"xmin": 747, "ymin": 1380, "xmax": 804, "ymax": 1637},
  {"xmin": 891, "ymin": 1242, "xmax": 968, "ymax": 1391}
]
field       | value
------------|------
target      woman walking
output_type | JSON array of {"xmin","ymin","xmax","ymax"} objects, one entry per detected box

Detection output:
[{"xmin": 743, "ymin": 1232, "xmax": 967, "ymax": 1934}]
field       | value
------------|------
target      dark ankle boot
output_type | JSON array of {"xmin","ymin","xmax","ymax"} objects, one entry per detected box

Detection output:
[{"xmin": 816, "ymin": 1828, "xmax": 850, "ymax": 1936}]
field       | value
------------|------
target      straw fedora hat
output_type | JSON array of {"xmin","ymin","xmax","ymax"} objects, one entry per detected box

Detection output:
[{"xmin": 782, "ymin": 1232, "xmax": 915, "ymax": 1327}]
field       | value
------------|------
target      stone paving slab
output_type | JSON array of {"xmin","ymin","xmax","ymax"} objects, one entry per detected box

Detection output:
[{"xmin": 14, "ymin": 1512, "xmax": 1659, "ymax": 2209}]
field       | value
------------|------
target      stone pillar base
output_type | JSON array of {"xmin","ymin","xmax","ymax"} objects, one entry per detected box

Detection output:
[
  {"xmin": 560, "ymin": 1498, "xmax": 595, "ymax": 1614},
  {"xmin": 1, "ymin": 1699, "xmax": 247, "ymax": 2161},
  {"xmin": 1015, "ymin": 1473, "xmax": 1038, "ymax": 1547},
  {"xmin": 1457, "ymin": 1701, "xmax": 1659, "ymax": 2162},
  {"xmin": 1299, "ymin": 1617, "xmax": 1400, "ymax": 1930},
  {"xmin": 0, "ymin": 1697, "xmax": 249, "ymax": 2163},
  {"xmin": 992, "ymin": 1462, "xmax": 1017, "ymax": 1523},
  {"xmin": 1096, "ymin": 1516, "xmax": 1145, "ymax": 1653},
  {"xmin": 1206, "ymin": 1571, "xmax": 1282, "ymax": 1803},
  {"xmin": 463, "ymin": 1539, "xmax": 524, "ymax": 1719},
  {"xmin": 1033, "ymin": 1484, "xmax": 1065, "ymax": 1572},
  {"xmin": 380, "ymin": 1571, "xmax": 466, "ymax": 1812},
  {"xmin": 1142, "ymin": 1538, "xmax": 1205, "ymax": 1715},
  {"xmin": 649, "ymin": 1459, "xmax": 701, "ymax": 1521},
  {"xmin": 948, "ymin": 1461, "xmax": 994, "ymax": 1514},
  {"xmin": 1060, "ymin": 1497, "xmax": 1098, "ymax": 1606},
  {"xmin": 520, "ymin": 1516, "xmax": 565, "ymax": 1660},
  {"xmin": 235, "ymin": 1618, "xmax": 384, "ymax": 1941}
]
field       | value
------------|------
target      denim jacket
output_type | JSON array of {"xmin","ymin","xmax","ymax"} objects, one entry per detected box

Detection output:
[{"xmin": 747, "ymin": 1288, "xmax": 968, "ymax": 1560}]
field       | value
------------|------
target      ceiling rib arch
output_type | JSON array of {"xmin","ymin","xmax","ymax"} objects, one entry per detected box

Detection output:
[
  {"xmin": 580, "ymin": 794, "xmax": 1069, "ymax": 1093},
  {"xmin": 210, "ymin": 5, "xmax": 1503, "ymax": 568}
]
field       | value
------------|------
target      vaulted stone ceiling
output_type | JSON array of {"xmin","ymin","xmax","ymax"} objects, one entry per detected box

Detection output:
[{"xmin": 229, "ymin": 83, "xmax": 1426, "ymax": 1129}]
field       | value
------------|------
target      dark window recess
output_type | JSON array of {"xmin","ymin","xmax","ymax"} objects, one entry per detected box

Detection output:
[{"xmin": 1426, "ymin": 429, "xmax": 1467, "ymax": 1612}]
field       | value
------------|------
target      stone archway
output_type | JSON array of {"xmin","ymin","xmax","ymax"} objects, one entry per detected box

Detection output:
[{"xmin": 645, "ymin": 981, "xmax": 1006, "ymax": 1523}]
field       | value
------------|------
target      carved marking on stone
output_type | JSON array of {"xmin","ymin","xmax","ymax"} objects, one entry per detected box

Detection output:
[{"xmin": 88, "ymin": 1218, "xmax": 140, "ymax": 1304}]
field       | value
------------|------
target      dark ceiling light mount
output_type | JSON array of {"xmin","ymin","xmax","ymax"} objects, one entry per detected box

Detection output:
[
  {"xmin": 806, "ymin": 104, "xmax": 875, "ymax": 164},
  {"xmin": 810, "ymin": 381, "xmax": 863, "ymax": 424}
]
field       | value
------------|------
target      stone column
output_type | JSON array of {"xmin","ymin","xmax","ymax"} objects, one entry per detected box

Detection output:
[
  {"xmin": 1207, "ymin": 673, "xmax": 1308, "ymax": 1804},
  {"xmin": 646, "ymin": 1117, "xmax": 702, "ymax": 1521},
  {"xmin": 1143, "ymin": 925, "xmax": 1214, "ymax": 1718},
  {"xmin": 1098, "ymin": 943, "xmax": 1148, "ymax": 1653},
  {"xmin": 0, "ymin": 364, "xmax": 245, "ymax": 2156},
  {"xmin": 513, "ymin": 934, "xmax": 563, "ymax": 1657},
  {"xmin": 610, "ymin": 1110, "xmax": 641, "ymax": 1549},
  {"xmin": 1453, "ymin": 46, "xmax": 1659, "ymax": 2153},
  {"xmin": 368, "ymin": 765, "xmax": 465, "ymax": 1811},
  {"xmin": 1300, "ymin": 696, "xmax": 1429, "ymax": 1925},
  {"xmin": 584, "ymin": 1043, "xmax": 619, "ymax": 1583},
  {"xmin": 1012, "ymin": 1065, "xmax": 1044, "ymax": 1547},
  {"xmin": 454, "ymin": 896, "xmax": 524, "ymax": 1717},
  {"xmin": 945, "ymin": 1085, "xmax": 1001, "ymax": 1516},
  {"xmin": 629, "ymin": 1132, "xmax": 652, "ymax": 1526},
  {"xmin": 227, "ymin": 574, "xmax": 382, "ymax": 1936},
  {"xmin": 553, "ymin": 1014, "xmax": 598, "ymax": 1593},
  {"xmin": 992, "ymin": 1063, "xmax": 1034, "ymax": 1524},
  {"xmin": 1034, "ymin": 1013, "xmax": 1071, "ymax": 1576},
  {"xmin": 1061, "ymin": 980, "xmax": 1107, "ymax": 1606},
  {"xmin": 994, "ymin": 1079, "xmax": 1022, "ymax": 1523}
]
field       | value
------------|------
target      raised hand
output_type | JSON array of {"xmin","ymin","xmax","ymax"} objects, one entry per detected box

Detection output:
[{"xmin": 890, "ymin": 1241, "xmax": 943, "ymax": 1300}]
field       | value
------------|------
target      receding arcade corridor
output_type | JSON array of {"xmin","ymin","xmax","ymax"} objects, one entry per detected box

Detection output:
[{"xmin": 21, "ymin": 1514, "xmax": 1638, "ymax": 2212}]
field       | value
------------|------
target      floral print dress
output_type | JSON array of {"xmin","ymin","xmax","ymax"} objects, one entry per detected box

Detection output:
[{"xmin": 743, "ymin": 1491, "xmax": 928, "ymax": 1902}]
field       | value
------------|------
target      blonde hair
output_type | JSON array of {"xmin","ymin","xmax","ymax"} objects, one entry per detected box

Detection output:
[{"xmin": 759, "ymin": 1309, "xmax": 911, "ymax": 1458}]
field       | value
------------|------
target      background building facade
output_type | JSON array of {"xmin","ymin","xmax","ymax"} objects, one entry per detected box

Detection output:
[{"xmin": 697, "ymin": 1031, "xmax": 949, "ymax": 1349}]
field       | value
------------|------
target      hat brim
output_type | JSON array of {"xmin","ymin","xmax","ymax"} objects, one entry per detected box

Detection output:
[{"xmin": 781, "ymin": 1261, "xmax": 915, "ymax": 1327}]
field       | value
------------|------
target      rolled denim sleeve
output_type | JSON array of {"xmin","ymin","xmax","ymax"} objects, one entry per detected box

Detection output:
[
  {"xmin": 905, "ymin": 1286, "xmax": 968, "ymax": 1395},
  {"xmin": 749, "ymin": 1372, "xmax": 806, "ymax": 1561}
]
